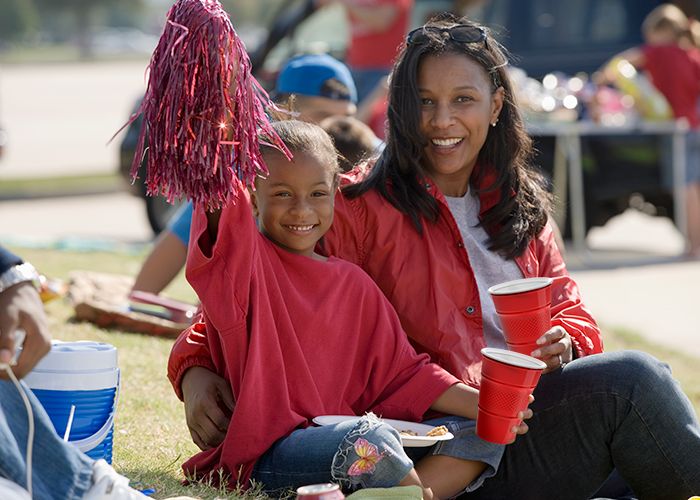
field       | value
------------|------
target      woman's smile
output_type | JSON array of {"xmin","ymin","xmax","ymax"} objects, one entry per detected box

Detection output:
[{"xmin": 418, "ymin": 52, "xmax": 503, "ymax": 196}]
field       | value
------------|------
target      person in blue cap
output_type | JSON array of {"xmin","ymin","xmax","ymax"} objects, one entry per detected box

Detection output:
[{"xmin": 273, "ymin": 52, "xmax": 358, "ymax": 123}]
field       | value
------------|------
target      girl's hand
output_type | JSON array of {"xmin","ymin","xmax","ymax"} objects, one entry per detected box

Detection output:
[
  {"xmin": 181, "ymin": 366, "xmax": 235, "ymax": 450},
  {"xmin": 512, "ymin": 394, "xmax": 535, "ymax": 436},
  {"xmin": 530, "ymin": 326, "xmax": 573, "ymax": 373}
]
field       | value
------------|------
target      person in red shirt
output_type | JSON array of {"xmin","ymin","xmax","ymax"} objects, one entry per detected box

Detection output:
[
  {"xmin": 316, "ymin": 0, "xmax": 413, "ymax": 104},
  {"xmin": 173, "ymin": 13, "xmax": 700, "ymax": 499},
  {"xmin": 599, "ymin": 3, "xmax": 700, "ymax": 258}
]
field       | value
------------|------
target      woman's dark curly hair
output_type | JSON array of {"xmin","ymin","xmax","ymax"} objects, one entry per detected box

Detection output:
[{"xmin": 344, "ymin": 13, "xmax": 552, "ymax": 259}]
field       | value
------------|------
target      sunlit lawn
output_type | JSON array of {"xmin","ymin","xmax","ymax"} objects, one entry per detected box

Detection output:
[{"xmin": 10, "ymin": 245, "xmax": 700, "ymax": 499}]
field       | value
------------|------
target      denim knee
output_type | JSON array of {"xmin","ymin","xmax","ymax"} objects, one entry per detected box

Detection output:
[
  {"xmin": 331, "ymin": 414, "xmax": 413, "ymax": 490},
  {"xmin": 603, "ymin": 350, "xmax": 672, "ymax": 393}
]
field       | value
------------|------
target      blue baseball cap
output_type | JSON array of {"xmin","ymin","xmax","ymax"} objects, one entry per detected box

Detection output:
[{"xmin": 275, "ymin": 53, "xmax": 358, "ymax": 104}]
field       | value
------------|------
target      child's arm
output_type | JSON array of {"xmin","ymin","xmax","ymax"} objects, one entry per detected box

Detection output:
[
  {"xmin": 595, "ymin": 47, "xmax": 646, "ymax": 85},
  {"xmin": 205, "ymin": 208, "xmax": 222, "ymax": 247},
  {"xmin": 429, "ymin": 382, "xmax": 533, "ymax": 430},
  {"xmin": 417, "ymin": 383, "xmax": 533, "ymax": 499},
  {"xmin": 428, "ymin": 382, "xmax": 479, "ymax": 419}
]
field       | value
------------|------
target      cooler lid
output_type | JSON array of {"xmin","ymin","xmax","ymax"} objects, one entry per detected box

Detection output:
[{"xmin": 28, "ymin": 340, "xmax": 118, "ymax": 373}]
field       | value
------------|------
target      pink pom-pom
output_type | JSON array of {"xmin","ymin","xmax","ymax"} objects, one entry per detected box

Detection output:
[{"xmin": 127, "ymin": 0, "xmax": 290, "ymax": 209}]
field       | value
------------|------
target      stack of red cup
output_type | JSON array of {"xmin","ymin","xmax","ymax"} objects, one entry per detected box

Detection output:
[
  {"xmin": 488, "ymin": 277, "xmax": 553, "ymax": 356},
  {"xmin": 476, "ymin": 347, "xmax": 546, "ymax": 444}
]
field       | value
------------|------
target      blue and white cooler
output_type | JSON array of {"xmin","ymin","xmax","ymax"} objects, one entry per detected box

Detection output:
[{"xmin": 23, "ymin": 341, "xmax": 120, "ymax": 463}]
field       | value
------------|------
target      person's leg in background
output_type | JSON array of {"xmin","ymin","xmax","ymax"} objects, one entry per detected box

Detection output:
[
  {"xmin": 685, "ymin": 181, "xmax": 700, "ymax": 257},
  {"xmin": 680, "ymin": 130, "xmax": 700, "ymax": 258},
  {"xmin": 0, "ymin": 379, "xmax": 94, "ymax": 500},
  {"xmin": 461, "ymin": 350, "xmax": 700, "ymax": 500}
]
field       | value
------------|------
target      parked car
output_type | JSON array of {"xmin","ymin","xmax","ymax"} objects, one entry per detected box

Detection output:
[{"xmin": 118, "ymin": 99, "xmax": 184, "ymax": 235}]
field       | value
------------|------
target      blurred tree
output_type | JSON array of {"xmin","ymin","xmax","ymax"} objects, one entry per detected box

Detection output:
[
  {"xmin": 0, "ymin": 0, "xmax": 39, "ymax": 45},
  {"xmin": 34, "ymin": 0, "xmax": 143, "ymax": 58}
]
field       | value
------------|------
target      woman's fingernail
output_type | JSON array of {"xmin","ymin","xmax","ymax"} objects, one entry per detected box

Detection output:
[
  {"xmin": 536, "ymin": 337, "xmax": 545, "ymax": 345},
  {"xmin": 531, "ymin": 349, "xmax": 541, "ymax": 357}
]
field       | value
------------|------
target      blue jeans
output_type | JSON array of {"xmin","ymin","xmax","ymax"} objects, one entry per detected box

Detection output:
[
  {"xmin": 0, "ymin": 380, "xmax": 94, "ymax": 500},
  {"xmin": 251, "ymin": 414, "xmax": 413, "ymax": 496},
  {"xmin": 406, "ymin": 416, "xmax": 504, "ymax": 494},
  {"xmin": 460, "ymin": 350, "xmax": 700, "ymax": 500}
]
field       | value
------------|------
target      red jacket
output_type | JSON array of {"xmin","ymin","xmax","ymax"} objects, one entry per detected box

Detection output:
[
  {"xmin": 169, "ymin": 168, "xmax": 602, "ymax": 391},
  {"xmin": 320, "ymin": 170, "xmax": 602, "ymax": 387}
]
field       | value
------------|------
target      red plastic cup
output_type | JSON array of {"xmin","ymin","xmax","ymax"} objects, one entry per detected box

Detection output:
[
  {"xmin": 505, "ymin": 341, "xmax": 540, "ymax": 357},
  {"xmin": 476, "ymin": 406, "xmax": 523, "ymax": 444},
  {"xmin": 479, "ymin": 375, "xmax": 533, "ymax": 417},
  {"xmin": 480, "ymin": 348, "xmax": 547, "ymax": 388},
  {"xmin": 477, "ymin": 348, "xmax": 546, "ymax": 444},
  {"xmin": 488, "ymin": 277, "xmax": 553, "ymax": 348}
]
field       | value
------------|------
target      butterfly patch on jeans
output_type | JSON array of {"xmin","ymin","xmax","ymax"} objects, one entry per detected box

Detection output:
[{"xmin": 347, "ymin": 438, "xmax": 386, "ymax": 476}]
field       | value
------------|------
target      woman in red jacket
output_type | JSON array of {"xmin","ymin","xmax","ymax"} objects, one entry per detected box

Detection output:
[{"xmin": 170, "ymin": 13, "xmax": 700, "ymax": 500}]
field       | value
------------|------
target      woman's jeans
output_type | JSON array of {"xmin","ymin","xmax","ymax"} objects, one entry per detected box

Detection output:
[
  {"xmin": 251, "ymin": 414, "xmax": 413, "ymax": 496},
  {"xmin": 461, "ymin": 350, "xmax": 700, "ymax": 500},
  {"xmin": 0, "ymin": 380, "xmax": 94, "ymax": 500}
]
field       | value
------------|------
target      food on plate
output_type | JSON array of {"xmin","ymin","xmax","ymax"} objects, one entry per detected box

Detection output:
[
  {"xmin": 399, "ymin": 429, "xmax": 419, "ymax": 436},
  {"xmin": 425, "ymin": 425, "xmax": 449, "ymax": 437}
]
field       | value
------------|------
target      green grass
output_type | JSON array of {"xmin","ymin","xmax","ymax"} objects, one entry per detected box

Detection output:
[
  {"xmin": 8, "ymin": 245, "xmax": 700, "ymax": 498},
  {"xmin": 0, "ymin": 174, "xmax": 124, "ymax": 200}
]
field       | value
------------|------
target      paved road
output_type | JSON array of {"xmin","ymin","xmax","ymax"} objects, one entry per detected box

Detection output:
[
  {"xmin": 0, "ymin": 60, "xmax": 149, "ymax": 179},
  {"xmin": 2, "ymin": 192, "xmax": 698, "ymax": 357}
]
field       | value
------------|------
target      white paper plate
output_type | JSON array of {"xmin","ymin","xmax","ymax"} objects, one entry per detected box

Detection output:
[{"xmin": 312, "ymin": 415, "xmax": 454, "ymax": 447}]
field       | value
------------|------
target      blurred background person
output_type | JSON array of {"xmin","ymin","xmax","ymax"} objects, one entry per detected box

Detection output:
[
  {"xmin": 320, "ymin": 115, "xmax": 380, "ymax": 172},
  {"xmin": 315, "ymin": 0, "xmax": 413, "ymax": 105},
  {"xmin": 131, "ymin": 203, "xmax": 192, "ymax": 296},
  {"xmin": 597, "ymin": 3, "xmax": 700, "ymax": 258},
  {"xmin": 272, "ymin": 52, "xmax": 358, "ymax": 121}
]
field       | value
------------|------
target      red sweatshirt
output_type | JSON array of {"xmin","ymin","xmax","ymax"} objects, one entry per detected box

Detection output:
[{"xmin": 168, "ymin": 179, "xmax": 459, "ymax": 486}]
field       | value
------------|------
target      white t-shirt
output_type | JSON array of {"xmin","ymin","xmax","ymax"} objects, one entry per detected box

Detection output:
[{"xmin": 444, "ymin": 190, "xmax": 523, "ymax": 349}]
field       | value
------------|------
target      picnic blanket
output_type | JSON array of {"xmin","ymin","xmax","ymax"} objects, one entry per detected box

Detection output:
[{"xmin": 67, "ymin": 270, "xmax": 194, "ymax": 338}]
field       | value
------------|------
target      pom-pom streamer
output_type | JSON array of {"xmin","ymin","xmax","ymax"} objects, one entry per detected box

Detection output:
[{"xmin": 125, "ymin": 0, "xmax": 290, "ymax": 209}]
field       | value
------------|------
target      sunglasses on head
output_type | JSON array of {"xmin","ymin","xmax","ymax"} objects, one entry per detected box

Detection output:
[{"xmin": 406, "ymin": 24, "xmax": 488, "ymax": 47}]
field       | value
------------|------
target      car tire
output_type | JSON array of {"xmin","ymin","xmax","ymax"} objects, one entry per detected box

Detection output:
[{"xmin": 145, "ymin": 195, "xmax": 184, "ymax": 235}]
